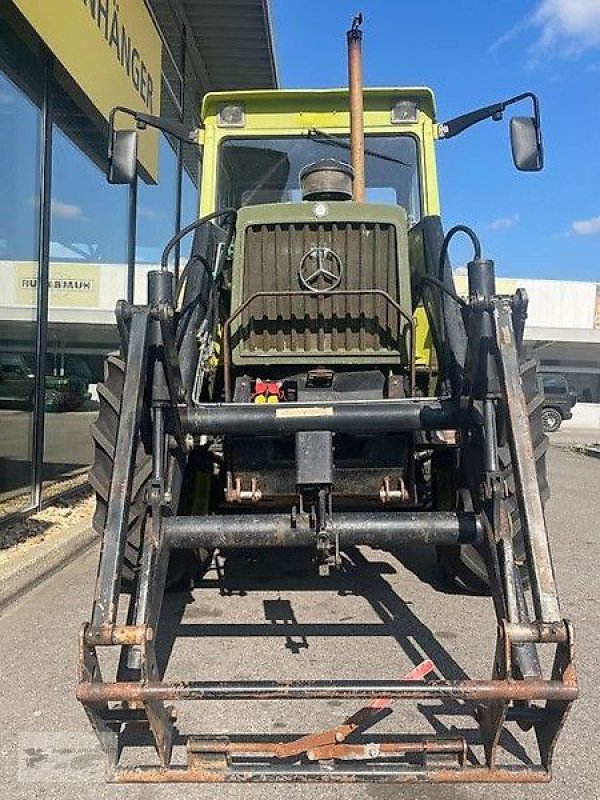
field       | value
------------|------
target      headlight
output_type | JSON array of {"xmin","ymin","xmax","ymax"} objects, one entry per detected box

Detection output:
[
  {"xmin": 391, "ymin": 99, "xmax": 417, "ymax": 124},
  {"xmin": 217, "ymin": 104, "xmax": 245, "ymax": 128}
]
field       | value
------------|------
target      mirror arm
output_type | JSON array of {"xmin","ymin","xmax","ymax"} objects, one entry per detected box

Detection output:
[
  {"xmin": 439, "ymin": 101, "xmax": 506, "ymax": 139},
  {"xmin": 521, "ymin": 91, "xmax": 543, "ymax": 163},
  {"xmin": 440, "ymin": 91, "xmax": 541, "ymax": 142},
  {"xmin": 108, "ymin": 106, "xmax": 199, "ymax": 146},
  {"xmin": 107, "ymin": 106, "xmax": 131, "ymax": 164},
  {"xmin": 133, "ymin": 112, "xmax": 199, "ymax": 143}
]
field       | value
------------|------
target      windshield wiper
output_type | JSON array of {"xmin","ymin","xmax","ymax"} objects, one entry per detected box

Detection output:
[{"xmin": 307, "ymin": 128, "xmax": 410, "ymax": 168}]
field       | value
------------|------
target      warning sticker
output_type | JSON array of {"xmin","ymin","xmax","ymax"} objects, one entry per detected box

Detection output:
[{"xmin": 275, "ymin": 406, "xmax": 334, "ymax": 419}]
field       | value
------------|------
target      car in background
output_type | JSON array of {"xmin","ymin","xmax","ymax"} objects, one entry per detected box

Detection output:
[
  {"xmin": 0, "ymin": 353, "xmax": 90, "ymax": 412},
  {"xmin": 538, "ymin": 372, "xmax": 578, "ymax": 433},
  {"xmin": 0, "ymin": 353, "xmax": 35, "ymax": 408}
]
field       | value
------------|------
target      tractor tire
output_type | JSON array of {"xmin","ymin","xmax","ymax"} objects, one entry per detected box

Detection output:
[
  {"xmin": 89, "ymin": 355, "xmax": 211, "ymax": 590},
  {"xmin": 88, "ymin": 355, "xmax": 152, "ymax": 584},
  {"xmin": 438, "ymin": 357, "xmax": 549, "ymax": 594}
]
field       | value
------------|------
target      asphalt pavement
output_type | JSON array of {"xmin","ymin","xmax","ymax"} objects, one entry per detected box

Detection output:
[{"xmin": 0, "ymin": 444, "xmax": 598, "ymax": 800}]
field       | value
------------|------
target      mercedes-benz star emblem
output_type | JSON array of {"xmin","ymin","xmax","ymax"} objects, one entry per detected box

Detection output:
[{"xmin": 298, "ymin": 246, "xmax": 344, "ymax": 293}]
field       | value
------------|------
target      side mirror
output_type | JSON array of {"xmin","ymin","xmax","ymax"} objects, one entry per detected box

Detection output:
[
  {"xmin": 510, "ymin": 117, "xmax": 543, "ymax": 172},
  {"xmin": 108, "ymin": 129, "xmax": 138, "ymax": 184}
]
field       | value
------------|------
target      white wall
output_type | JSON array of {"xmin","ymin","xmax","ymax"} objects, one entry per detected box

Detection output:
[
  {"xmin": 519, "ymin": 279, "xmax": 597, "ymax": 330},
  {"xmin": 561, "ymin": 402, "xmax": 600, "ymax": 431}
]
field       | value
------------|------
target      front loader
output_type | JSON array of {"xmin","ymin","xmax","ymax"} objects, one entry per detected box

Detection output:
[{"xmin": 78, "ymin": 16, "xmax": 576, "ymax": 784}]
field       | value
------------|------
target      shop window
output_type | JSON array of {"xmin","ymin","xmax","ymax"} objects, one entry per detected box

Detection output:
[
  {"xmin": 43, "ymin": 124, "xmax": 128, "ymax": 490},
  {"xmin": 0, "ymin": 68, "xmax": 41, "ymax": 518},
  {"xmin": 134, "ymin": 133, "xmax": 178, "ymax": 302}
]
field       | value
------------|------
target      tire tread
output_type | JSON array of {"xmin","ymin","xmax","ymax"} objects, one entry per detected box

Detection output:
[{"xmin": 89, "ymin": 355, "xmax": 151, "ymax": 582}]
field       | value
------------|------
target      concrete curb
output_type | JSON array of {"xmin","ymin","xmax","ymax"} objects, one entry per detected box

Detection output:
[
  {"xmin": 567, "ymin": 443, "xmax": 600, "ymax": 460},
  {"xmin": 0, "ymin": 522, "xmax": 98, "ymax": 612},
  {"xmin": 583, "ymin": 444, "xmax": 600, "ymax": 459}
]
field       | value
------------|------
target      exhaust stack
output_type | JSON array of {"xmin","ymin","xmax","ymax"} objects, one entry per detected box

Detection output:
[{"xmin": 347, "ymin": 13, "xmax": 365, "ymax": 202}]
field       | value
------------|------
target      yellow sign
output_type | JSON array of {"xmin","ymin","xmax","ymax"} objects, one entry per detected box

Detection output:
[
  {"xmin": 453, "ymin": 275, "xmax": 518, "ymax": 298},
  {"xmin": 16, "ymin": 263, "xmax": 100, "ymax": 308},
  {"xmin": 12, "ymin": 0, "xmax": 162, "ymax": 180}
]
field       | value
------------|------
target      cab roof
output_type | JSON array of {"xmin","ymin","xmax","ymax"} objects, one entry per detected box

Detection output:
[{"xmin": 201, "ymin": 87, "xmax": 437, "ymax": 126}]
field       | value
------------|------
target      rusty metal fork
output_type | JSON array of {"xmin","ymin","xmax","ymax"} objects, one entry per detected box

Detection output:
[{"xmin": 274, "ymin": 660, "xmax": 435, "ymax": 760}]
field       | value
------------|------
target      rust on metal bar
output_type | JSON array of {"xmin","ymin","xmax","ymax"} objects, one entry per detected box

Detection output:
[
  {"xmin": 187, "ymin": 738, "xmax": 230, "ymax": 771},
  {"xmin": 77, "ymin": 678, "xmax": 578, "ymax": 705},
  {"xmin": 277, "ymin": 659, "xmax": 437, "ymax": 759},
  {"xmin": 84, "ymin": 625, "xmax": 153, "ymax": 647},
  {"xmin": 535, "ymin": 619, "xmax": 577, "ymax": 769},
  {"xmin": 275, "ymin": 724, "xmax": 357, "ymax": 760},
  {"xmin": 480, "ymin": 633, "xmax": 510, "ymax": 769},
  {"xmin": 494, "ymin": 303, "xmax": 561, "ymax": 623},
  {"xmin": 503, "ymin": 620, "xmax": 568, "ymax": 644},
  {"xmin": 306, "ymin": 738, "xmax": 466, "ymax": 762},
  {"xmin": 109, "ymin": 765, "xmax": 552, "ymax": 784},
  {"xmin": 77, "ymin": 625, "xmax": 122, "ymax": 768},
  {"xmin": 184, "ymin": 735, "xmax": 465, "ymax": 759},
  {"xmin": 347, "ymin": 13, "xmax": 365, "ymax": 200}
]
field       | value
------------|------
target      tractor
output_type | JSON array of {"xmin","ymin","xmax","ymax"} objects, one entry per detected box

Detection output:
[{"xmin": 78, "ymin": 16, "xmax": 576, "ymax": 784}]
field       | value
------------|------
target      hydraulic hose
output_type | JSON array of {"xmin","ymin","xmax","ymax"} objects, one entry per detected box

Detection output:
[
  {"xmin": 165, "ymin": 209, "xmax": 237, "ymax": 398},
  {"xmin": 438, "ymin": 225, "xmax": 481, "ymax": 282},
  {"xmin": 419, "ymin": 274, "xmax": 467, "ymax": 309},
  {"xmin": 160, "ymin": 207, "xmax": 237, "ymax": 274}
]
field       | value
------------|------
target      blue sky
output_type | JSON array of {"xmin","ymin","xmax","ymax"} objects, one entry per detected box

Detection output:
[{"xmin": 271, "ymin": 0, "xmax": 600, "ymax": 280}]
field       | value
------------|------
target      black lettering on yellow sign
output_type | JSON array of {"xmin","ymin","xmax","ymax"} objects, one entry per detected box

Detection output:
[
  {"xmin": 82, "ymin": 0, "xmax": 154, "ymax": 112},
  {"xmin": 21, "ymin": 278, "xmax": 95, "ymax": 291}
]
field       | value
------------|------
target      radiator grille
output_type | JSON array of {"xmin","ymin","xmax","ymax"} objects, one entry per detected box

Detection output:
[{"xmin": 233, "ymin": 221, "xmax": 406, "ymax": 360}]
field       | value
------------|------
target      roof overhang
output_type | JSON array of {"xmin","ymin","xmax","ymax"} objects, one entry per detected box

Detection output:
[
  {"xmin": 145, "ymin": 0, "xmax": 278, "ymax": 180},
  {"xmin": 180, "ymin": 0, "xmax": 278, "ymax": 91}
]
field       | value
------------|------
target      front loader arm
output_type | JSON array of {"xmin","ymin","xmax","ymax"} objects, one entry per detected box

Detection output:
[{"xmin": 78, "ymin": 249, "xmax": 576, "ymax": 784}]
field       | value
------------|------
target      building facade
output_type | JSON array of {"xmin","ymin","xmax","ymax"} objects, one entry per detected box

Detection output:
[
  {"xmin": 0, "ymin": 0, "xmax": 277, "ymax": 519},
  {"xmin": 454, "ymin": 274, "xmax": 600, "ymax": 407}
]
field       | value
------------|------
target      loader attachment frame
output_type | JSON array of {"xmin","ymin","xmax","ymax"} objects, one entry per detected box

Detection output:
[{"xmin": 78, "ymin": 262, "xmax": 577, "ymax": 784}]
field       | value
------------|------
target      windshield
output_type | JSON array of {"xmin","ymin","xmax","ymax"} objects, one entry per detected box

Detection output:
[{"xmin": 218, "ymin": 134, "xmax": 421, "ymax": 225}]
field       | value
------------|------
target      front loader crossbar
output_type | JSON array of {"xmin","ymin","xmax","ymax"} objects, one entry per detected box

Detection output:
[
  {"xmin": 165, "ymin": 511, "xmax": 483, "ymax": 549},
  {"xmin": 78, "ymin": 678, "xmax": 576, "ymax": 704},
  {"xmin": 111, "ymin": 764, "xmax": 552, "ymax": 784},
  {"xmin": 181, "ymin": 397, "xmax": 471, "ymax": 436}
]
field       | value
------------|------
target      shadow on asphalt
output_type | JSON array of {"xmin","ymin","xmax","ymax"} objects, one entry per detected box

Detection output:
[{"xmin": 142, "ymin": 545, "xmax": 532, "ymax": 768}]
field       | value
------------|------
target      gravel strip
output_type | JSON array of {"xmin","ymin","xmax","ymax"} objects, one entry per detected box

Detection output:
[{"xmin": 0, "ymin": 483, "xmax": 92, "ymax": 552}]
